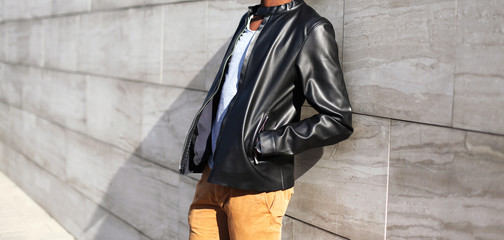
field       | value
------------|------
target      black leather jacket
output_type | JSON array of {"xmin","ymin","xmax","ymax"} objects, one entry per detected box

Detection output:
[{"xmin": 179, "ymin": 0, "xmax": 353, "ymax": 192}]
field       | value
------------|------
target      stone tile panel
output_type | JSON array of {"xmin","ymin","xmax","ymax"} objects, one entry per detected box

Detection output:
[
  {"xmin": 141, "ymin": 85, "xmax": 206, "ymax": 171},
  {"xmin": 32, "ymin": 116, "xmax": 67, "ymax": 180},
  {"xmin": 0, "ymin": 0, "xmax": 3, "ymax": 22},
  {"xmin": 19, "ymin": 66, "xmax": 43, "ymax": 113},
  {"xmin": 2, "ymin": 0, "xmax": 52, "ymax": 20},
  {"xmin": 0, "ymin": 102, "xmax": 11, "ymax": 145},
  {"xmin": 0, "ymin": 64, "xmax": 24, "ymax": 107},
  {"xmin": 39, "ymin": 70, "xmax": 87, "ymax": 133},
  {"xmin": 387, "ymin": 120, "xmax": 504, "ymax": 239},
  {"xmin": 287, "ymin": 107, "xmax": 389, "ymax": 239},
  {"xmin": 91, "ymin": 0, "xmax": 192, "ymax": 11},
  {"xmin": 282, "ymin": 216, "xmax": 347, "ymax": 240},
  {"xmin": 1, "ymin": 0, "xmax": 89, "ymax": 20},
  {"xmin": 52, "ymin": 0, "xmax": 89, "ymax": 15},
  {"xmin": 86, "ymin": 76, "xmax": 142, "ymax": 153},
  {"xmin": 163, "ymin": 1, "xmax": 207, "ymax": 90},
  {"xmin": 78, "ymin": 7, "xmax": 162, "ymax": 83},
  {"xmin": 9, "ymin": 107, "xmax": 38, "ymax": 163},
  {"xmin": 44, "ymin": 15, "xmax": 80, "ymax": 71},
  {"xmin": 452, "ymin": 0, "xmax": 504, "ymax": 135},
  {"xmin": 65, "ymin": 130, "xmax": 181, "ymax": 239},
  {"xmin": 17, "ymin": 67, "xmax": 86, "ymax": 134},
  {"xmin": 8, "ymin": 106, "xmax": 68, "ymax": 180},
  {"xmin": 343, "ymin": 0, "xmax": 456, "ymax": 126},
  {"xmin": 0, "ymin": 23, "xmax": 5, "ymax": 59},
  {"xmin": 4, "ymin": 20, "xmax": 44, "ymax": 66}
]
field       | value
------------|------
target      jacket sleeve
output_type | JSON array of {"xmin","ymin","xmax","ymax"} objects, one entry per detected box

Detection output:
[{"xmin": 258, "ymin": 20, "xmax": 353, "ymax": 157}]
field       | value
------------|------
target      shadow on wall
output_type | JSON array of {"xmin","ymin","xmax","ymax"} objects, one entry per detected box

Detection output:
[{"xmin": 81, "ymin": 40, "xmax": 324, "ymax": 239}]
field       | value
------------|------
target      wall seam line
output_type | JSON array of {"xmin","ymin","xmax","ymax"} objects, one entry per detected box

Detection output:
[
  {"xmin": 1, "ymin": 81, "xmax": 503, "ymax": 138},
  {"xmin": 0, "ymin": 60, "xmax": 209, "ymax": 93},
  {"xmin": 450, "ymin": 0, "xmax": 459, "ymax": 128},
  {"xmin": 0, "ymin": 0, "xmax": 194, "ymax": 25},
  {"xmin": 384, "ymin": 119, "xmax": 391, "ymax": 240},
  {"xmin": 284, "ymin": 214, "xmax": 350, "ymax": 240}
]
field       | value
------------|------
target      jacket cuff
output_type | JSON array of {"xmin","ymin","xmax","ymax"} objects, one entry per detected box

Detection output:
[{"xmin": 258, "ymin": 130, "xmax": 276, "ymax": 156}]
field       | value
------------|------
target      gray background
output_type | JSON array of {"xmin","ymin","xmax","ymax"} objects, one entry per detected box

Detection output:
[{"xmin": 0, "ymin": 0, "xmax": 503, "ymax": 239}]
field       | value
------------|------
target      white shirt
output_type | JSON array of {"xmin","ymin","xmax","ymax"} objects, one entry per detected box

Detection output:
[{"xmin": 209, "ymin": 16, "xmax": 256, "ymax": 168}]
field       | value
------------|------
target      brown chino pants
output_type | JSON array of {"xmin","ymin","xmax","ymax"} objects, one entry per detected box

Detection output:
[{"xmin": 188, "ymin": 164, "xmax": 294, "ymax": 240}]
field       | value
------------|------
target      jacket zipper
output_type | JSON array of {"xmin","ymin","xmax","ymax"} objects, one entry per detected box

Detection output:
[
  {"xmin": 179, "ymin": 22, "xmax": 249, "ymax": 173},
  {"xmin": 214, "ymin": 14, "xmax": 271, "ymax": 165},
  {"xmin": 253, "ymin": 113, "xmax": 269, "ymax": 165}
]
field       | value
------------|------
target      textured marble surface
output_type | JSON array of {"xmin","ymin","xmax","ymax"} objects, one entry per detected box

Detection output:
[
  {"xmin": 2, "ymin": 0, "xmax": 52, "ymax": 20},
  {"xmin": 0, "ymin": 64, "xmax": 24, "ymax": 107},
  {"xmin": 387, "ymin": 120, "xmax": 504, "ymax": 240},
  {"xmin": 283, "ymin": 216, "xmax": 348, "ymax": 240},
  {"xmin": 281, "ymin": 216, "xmax": 294, "ymax": 240},
  {"xmin": 287, "ymin": 107, "xmax": 389, "ymax": 239},
  {"xmin": 52, "ymin": 0, "xmax": 89, "ymax": 15},
  {"xmin": 163, "ymin": 1, "xmax": 207, "ymax": 90},
  {"xmin": 0, "ymin": 102, "xmax": 10, "ymax": 146},
  {"xmin": 66, "ymin": 129, "xmax": 181, "ymax": 240},
  {"xmin": 0, "ymin": 0, "xmax": 3, "ymax": 22},
  {"xmin": 0, "ymin": 24, "xmax": 5, "ymax": 59},
  {"xmin": 4, "ymin": 20, "xmax": 44, "ymax": 66},
  {"xmin": 1, "ymin": 0, "xmax": 88, "ymax": 20},
  {"xmin": 19, "ymin": 66, "xmax": 43, "ymax": 113},
  {"xmin": 8, "ymin": 107, "xmax": 68, "ymax": 180},
  {"xmin": 32, "ymin": 115, "xmax": 67, "ymax": 180},
  {"xmin": 9, "ymin": 106, "xmax": 38, "ymax": 164},
  {"xmin": 44, "ymin": 15, "xmax": 80, "ymax": 71},
  {"xmin": 78, "ymin": 7, "xmax": 162, "ymax": 83},
  {"xmin": 91, "ymin": 0, "xmax": 193, "ymax": 11},
  {"xmin": 0, "ymin": 141, "xmax": 16, "ymax": 178},
  {"xmin": 1, "ymin": 142, "xmax": 150, "ymax": 240},
  {"xmin": 452, "ymin": 0, "xmax": 504, "ymax": 135},
  {"xmin": 343, "ymin": 0, "xmax": 456, "ymax": 126},
  {"xmin": 86, "ymin": 76, "xmax": 143, "ymax": 153},
  {"xmin": 1, "ymin": 1, "xmax": 504, "ymax": 240},
  {"xmin": 40, "ymin": 70, "xmax": 87, "ymax": 133},
  {"xmin": 141, "ymin": 85, "xmax": 205, "ymax": 171},
  {"xmin": 15, "ymin": 66, "xmax": 86, "ymax": 134},
  {"xmin": 305, "ymin": 0, "xmax": 344, "ymax": 61},
  {"xmin": 106, "ymin": 154, "xmax": 179, "ymax": 240},
  {"xmin": 0, "ymin": 0, "xmax": 91, "ymax": 20}
]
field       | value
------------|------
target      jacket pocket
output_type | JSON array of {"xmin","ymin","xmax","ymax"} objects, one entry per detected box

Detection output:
[{"xmin": 251, "ymin": 113, "xmax": 269, "ymax": 164}]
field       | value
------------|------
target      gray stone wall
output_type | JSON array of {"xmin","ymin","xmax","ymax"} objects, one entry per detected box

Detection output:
[{"xmin": 0, "ymin": 0, "xmax": 503, "ymax": 239}]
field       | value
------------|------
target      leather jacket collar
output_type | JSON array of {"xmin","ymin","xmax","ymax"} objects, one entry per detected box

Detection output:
[{"xmin": 248, "ymin": 0, "xmax": 305, "ymax": 15}]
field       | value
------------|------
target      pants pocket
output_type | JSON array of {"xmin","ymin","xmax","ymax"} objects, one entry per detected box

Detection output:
[
  {"xmin": 264, "ymin": 188, "xmax": 293, "ymax": 217},
  {"xmin": 264, "ymin": 191, "xmax": 277, "ymax": 211}
]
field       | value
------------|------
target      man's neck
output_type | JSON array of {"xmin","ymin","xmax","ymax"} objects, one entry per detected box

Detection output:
[
  {"xmin": 260, "ymin": 0, "xmax": 293, "ymax": 7},
  {"xmin": 250, "ymin": 0, "xmax": 293, "ymax": 31}
]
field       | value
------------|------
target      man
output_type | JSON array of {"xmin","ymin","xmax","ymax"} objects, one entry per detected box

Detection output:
[{"xmin": 179, "ymin": 0, "xmax": 353, "ymax": 239}]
